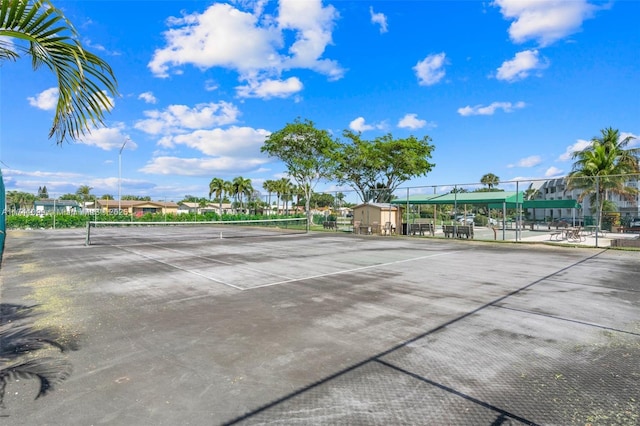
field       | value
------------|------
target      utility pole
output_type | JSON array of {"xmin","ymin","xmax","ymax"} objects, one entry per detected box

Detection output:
[{"xmin": 118, "ymin": 138, "xmax": 129, "ymax": 213}]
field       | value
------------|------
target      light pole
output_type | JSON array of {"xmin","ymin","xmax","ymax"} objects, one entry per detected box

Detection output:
[{"xmin": 118, "ymin": 138, "xmax": 129, "ymax": 213}]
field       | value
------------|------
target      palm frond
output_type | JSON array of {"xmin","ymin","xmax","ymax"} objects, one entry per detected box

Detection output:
[
  {"xmin": 0, "ymin": 0, "xmax": 118, "ymax": 144},
  {"xmin": 0, "ymin": 357, "xmax": 72, "ymax": 405}
]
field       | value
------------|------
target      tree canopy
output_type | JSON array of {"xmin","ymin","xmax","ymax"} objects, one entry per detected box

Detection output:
[
  {"xmin": 567, "ymin": 127, "xmax": 640, "ymax": 225},
  {"xmin": 262, "ymin": 118, "xmax": 339, "ymax": 228},
  {"xmin": 334, "ymin": 130, "xmax": 435, "ymax": 203}
]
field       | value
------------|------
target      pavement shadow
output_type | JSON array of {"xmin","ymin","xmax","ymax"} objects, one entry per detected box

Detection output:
[{"xmin": 0, "ymin": 303, "xmax": 79, "ymax": 408}]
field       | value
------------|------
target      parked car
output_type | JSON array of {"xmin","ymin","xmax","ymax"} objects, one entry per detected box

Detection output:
[
  {"xmin": 630, "ymin": 218, "xmax": 640, "ymax": 227},
  {"xmin": 457, "ymin": 217, "xmax": 474, "ymax": 224}
]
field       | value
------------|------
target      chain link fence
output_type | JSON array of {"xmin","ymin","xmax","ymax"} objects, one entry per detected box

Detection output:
[{"xmin": 3, "ymin": 174, "xmax": 639, "ymax": 248}]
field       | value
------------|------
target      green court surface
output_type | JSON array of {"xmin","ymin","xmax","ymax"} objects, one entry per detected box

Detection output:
[{"xmin": 1, "ymin": 228, "xmax": 638, "ymax": 425}]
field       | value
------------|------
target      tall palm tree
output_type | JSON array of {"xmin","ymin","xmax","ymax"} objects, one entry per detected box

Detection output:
[
  {"xmin": 262, "ymin": 180, "xmax": 277, "ymax": 215},
  {"xmin": 209, "ymin": 177, "xmax": 226, "ymax": 218},
  {"xmin": 276, "ymin": 178, "xmax": 293, "ymax": 215},
  {"xmin": 0, "ymin": 0, "xmax": 118, "ymax": 144},
  {"xmin": 567, "ymin": 127, "xmax": 640, "ymax": 229},
  {"xmin": 231, "ymin": 176, "xmax": 253, "ymax": 214},
  {"xmin": 480, "ymin": 173, "xmax": 500, "ymax": 190}
]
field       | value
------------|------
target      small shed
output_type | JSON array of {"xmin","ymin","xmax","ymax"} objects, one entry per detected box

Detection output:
[{"xmin": 352, "ymin": 203, "xmax": 403, "ymax": 234}]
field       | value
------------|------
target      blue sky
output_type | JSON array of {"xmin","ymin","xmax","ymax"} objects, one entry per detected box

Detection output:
[{"xmin": 1, "ymin": 0, "xmax": 639, "ymax": 203}]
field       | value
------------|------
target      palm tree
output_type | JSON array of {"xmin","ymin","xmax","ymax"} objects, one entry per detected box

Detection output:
[
  {"xmin": 0, "ymin": 0, "xmax": 118, "ymax": 144},
  {"xmin": 480, "ymin": 173, "xmax": 500, "ymax": 190},
  {"xmin": 276, "ymin": 178, "xmax": 293, "ymax": 215},
  {"xmin": 231, "ymin": 176, "xmax": 253, "ymax": 214},
  {"xmin": 6, "ymin": 191, "xmax": 36, "ymax": 212},
  {"xmin": 209, "ymin": 177, "xmax": 226, "ymax": 218},
  {"xmin": 262, "ymin": 180, "xmax": 277, "ymax": 215},
  {"xmin": 567, "ymin": 127, "xmax": 640, "ymax": 229}
]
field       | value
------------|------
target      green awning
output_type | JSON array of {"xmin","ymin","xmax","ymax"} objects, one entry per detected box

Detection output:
[
  {"xmin": 391, "ymin": 191, "xmax": 523, "ymax": 206},
  {"xmin": 522, "ymin": 199, "xmax": 581, "ymax": 209}
]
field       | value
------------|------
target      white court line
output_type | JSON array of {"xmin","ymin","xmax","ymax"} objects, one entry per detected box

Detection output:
[
  {"xmin": 145, "ymin": 243, "xmax": 298, "ymax": 281},
  {"xmin": 247, "ymin": 250, "xmax": 462, "ymax": 290},
  {"xmin": 115, "ymin": 245, "xmax": 244, "ymax": 290}
]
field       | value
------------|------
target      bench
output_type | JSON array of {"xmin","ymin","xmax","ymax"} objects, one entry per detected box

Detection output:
[
  {"xmin": 409, "ymin": 222, "xmax": 435, "ymax": 236},
  {"xmin": 322, "ymin": 221, "xmax": 337, "ymax": 231},
  {"xmin": 456, "ymin": 225, "xmax": 473, "ymax": 239},
  {"xmin": 443, "ymin": 225, "xmax": 456, "ymax": 238},
  {"xmin": 443, "ymin": 225, "xmax": 473, "ymax": 239}
]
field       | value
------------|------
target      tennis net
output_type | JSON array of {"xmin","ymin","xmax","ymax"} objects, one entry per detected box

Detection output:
[{"xmin": 85, "ymin": 217, "xmax": 308, "ymax": 246}]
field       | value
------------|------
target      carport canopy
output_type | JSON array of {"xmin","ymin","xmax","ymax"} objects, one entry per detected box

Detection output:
[
  {"xmin": 391, "ymin": 191, "xmax": 524, "ymax": 206},
  {"xmin": 391, "ymin": 192, "xmax": 582, "ymax": 213}
]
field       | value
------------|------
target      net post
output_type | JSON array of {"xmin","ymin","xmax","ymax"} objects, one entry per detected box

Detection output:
[{"xmin": 85, "ymin": 221, "xmax": 92, "ymax": 246}]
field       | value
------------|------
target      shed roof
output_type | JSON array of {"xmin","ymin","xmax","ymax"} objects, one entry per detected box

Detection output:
[{"xmin": 352, "ymin": 202, "xmax": 400, "ymax": 210}]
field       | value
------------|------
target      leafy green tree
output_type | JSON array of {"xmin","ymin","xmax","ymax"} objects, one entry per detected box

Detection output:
[
  {"xmin": 6, "ymin": 190, "xmax": 36, "ymax": 211},
  {"xmin": 567, "ymin": 127, "xmax": 640, "ymax": 228},
  {"xmin": 309, "ymin": 192, "xmax": 335, "ymax": 208},
  {"xmin": 59, "ymin": 193, "xmax": 79, "ymax": 201},
  {"xmin": 335, "ymin": 131, "xmax": 435, "ymax": 203},
  {"xmin": 0, "ymin": 0, "xmax": 118, "ymax": 144},
  {"xmin": 480, "ymin": 173, "xmax": 500, "ymax": 190},
  {"xmin": 262, "ymin": 118, "xmax": 339, "ymax": 229},
  {"xmin": 37, "ymin": 186, "xmax": 49, "ymax": 199},
  {"xmin": 450, "ymin": 187, "xmax": 468, "ymax": 193},
  {"xmin": 100, "ymin": 194, "xmax": 114, "ymax": 200},
  {"xmin": 122, "ymin": 195, "xmax": 150, "ymax": 201}
]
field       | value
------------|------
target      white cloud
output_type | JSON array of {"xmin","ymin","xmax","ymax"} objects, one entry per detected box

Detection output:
[
  {"xmin": 508, "ymin": 155, "xmax": 542, "ymax": 168},
  {"xmin": 236, "ymin": 76, "xmax": 303, "ymax": 99},
  {"xmin": 397, "ymin": 113, "xmax": 430, "ymax": 130},
  {"xmin": 75, "ymin": 123, "xmax": 138, "ymax": 151},
  {"xmin": 159, "ymin": 126, "xmax": 271, "ymax": 156},
  {"xmin": 148, "ymin": 0, "xmax": 344, "ymax": 98},
  {"xmin": 140, "ymin": 156, "xmax": 269, "ymax": 176},
  {"xmin": 27, "ymin": 87, "xmax": 59, "ymax": 111},
  {"xmin": 348, "ymin": 117, "xmax": 385, "ymax": 132},
  {"xmin": 277, "ymin": 0, "xmax": 344, "ymax": 79},
  {"xmin": 5, "ymin": 168, "xmax": 82, "ymax": 180},
  {"xmin": 492, "ymin": 0, "xmax": 597, "ymax": 46},
  {"xmin": 545, "ymin": 166, "xmax": 564, "ymax": 177},
  {"xmin": 349, "ymin": 117, "xmax": 373, "ymax": 132},
  {"xmin": 496, "ymin": 49, "xmax": 548, "ymax": 82},
  {"xmin": 138, "ymin": 91, "xmax": 157, "ymax": 104},
  {"xmin": 457, "ymin": 101, "xmax": 526, "ymax": 116},
  {"xmin": 621, "ymin": 132, "xmax": 640, "ymax": 148},
  {"xmin": 370, "ymin": 7, "xmax": 388, "ymax": 33},
  {"xmin": 134, "ymin": 102, "xmax": 240, "ymax": 135},
  {"xmin": 558, "ymin": 139, "xmax": 591, "ymax": 161},
  {"xmin": 204, "ymin": 80, "xmax": 219, "ymax": 92},
  {"xmin": 414, "ymin": 53, "xmax": 447, "ymax": 86}
]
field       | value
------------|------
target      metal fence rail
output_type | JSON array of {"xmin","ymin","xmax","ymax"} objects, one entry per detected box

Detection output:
[{"xmin": 0, "ymin": 169, "xmax": 6, "ymax": 266}]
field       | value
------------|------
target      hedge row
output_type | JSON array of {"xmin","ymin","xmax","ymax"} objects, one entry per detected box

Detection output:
[{"xmin": 6, "ymin": 212, "xmax": 304, "ymax": 229}]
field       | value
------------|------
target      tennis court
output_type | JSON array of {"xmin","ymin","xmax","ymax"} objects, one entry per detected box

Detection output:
[{"xmin": 1, "ymin": 226, "xmax": 639, "ymax": 425}]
